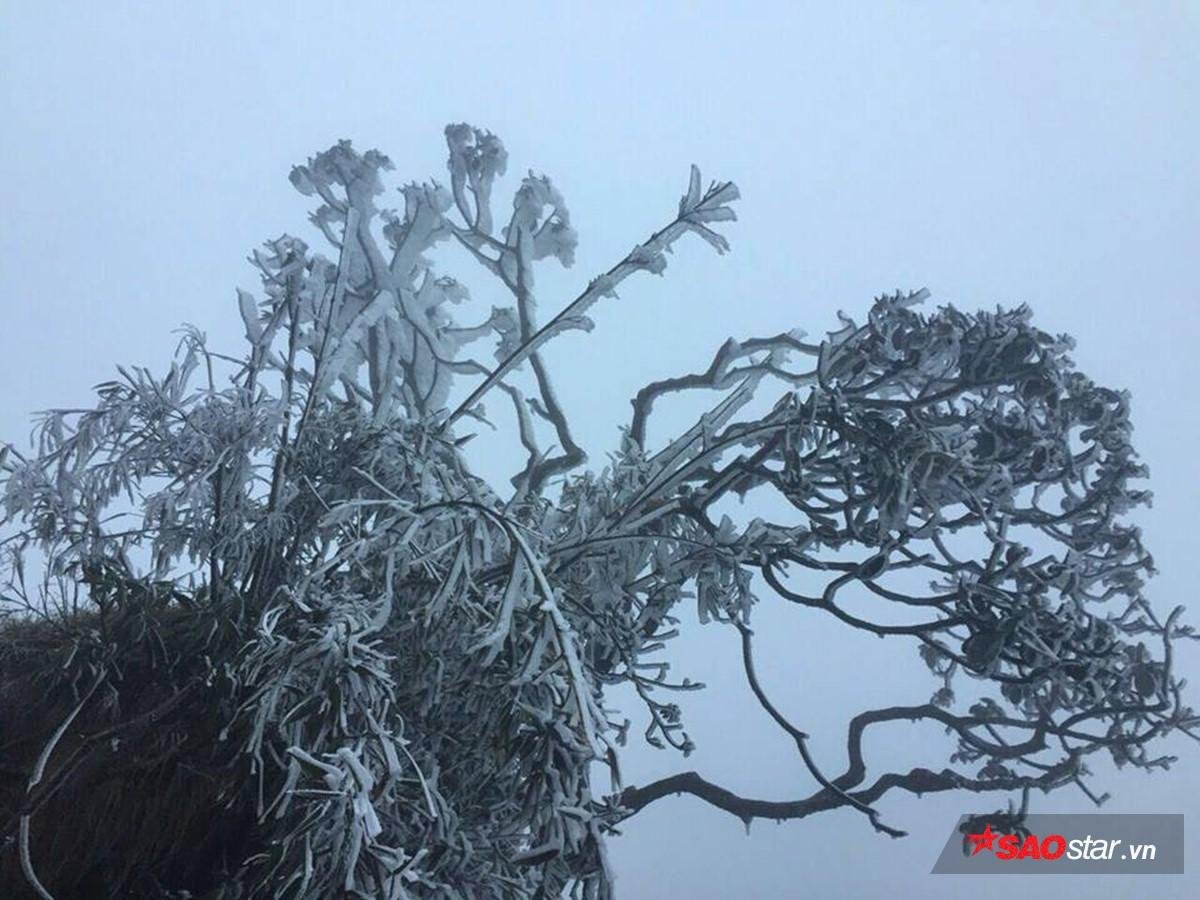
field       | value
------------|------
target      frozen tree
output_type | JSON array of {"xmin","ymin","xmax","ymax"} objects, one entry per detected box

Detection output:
[{"xmin": 0, "ymin": 125, "xmax": 1195, "ymax": 898}]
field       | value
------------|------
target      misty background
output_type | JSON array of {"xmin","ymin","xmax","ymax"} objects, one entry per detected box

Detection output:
[{"xmin": 1, "ymin": 2, "xmax": 1196, "ymax": 897}]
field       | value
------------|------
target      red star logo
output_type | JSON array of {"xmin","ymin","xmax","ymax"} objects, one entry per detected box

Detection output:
[{"xmin": 967, "ymin": 823, "xmax": 998, "ymax": 856}]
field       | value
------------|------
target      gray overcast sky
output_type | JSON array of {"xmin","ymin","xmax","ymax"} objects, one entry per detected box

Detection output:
[{"xmin": 1, "ymin": 2, "xmax": 1197, "ymax": 897}]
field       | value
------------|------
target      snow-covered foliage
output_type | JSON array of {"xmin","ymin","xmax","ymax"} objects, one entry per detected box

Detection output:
[{"xmin": 0, "ymin": 125, "xmax": 1194, "ymax": 898}]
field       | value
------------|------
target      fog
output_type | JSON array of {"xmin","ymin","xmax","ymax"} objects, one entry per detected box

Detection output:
[{"xmin": 2, "ymin": 3, "xmax": 1196, "ymax": 896}]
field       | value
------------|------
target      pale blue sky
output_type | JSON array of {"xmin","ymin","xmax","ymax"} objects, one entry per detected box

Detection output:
[{"xmin": 2, "ymin": 3, "xmax": 1197, "ymax": 897}]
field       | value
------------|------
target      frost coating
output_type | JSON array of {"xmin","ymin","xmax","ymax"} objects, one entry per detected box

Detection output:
[{"xmin": 0, "ymin": 125, "xmax": 1194, "ymax": 899}]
